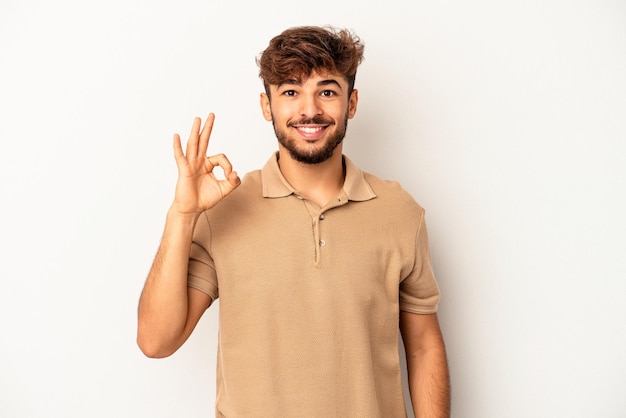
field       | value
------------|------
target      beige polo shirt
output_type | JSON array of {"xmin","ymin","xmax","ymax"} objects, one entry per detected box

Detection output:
[{"xmin": 188, "ymin": 153, "xmax": 440, "ymax": 417}]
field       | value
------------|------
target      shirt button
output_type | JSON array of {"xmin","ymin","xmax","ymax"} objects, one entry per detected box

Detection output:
[
  {"xmin": 319, "ymin": 240, "xmax": 326, "ymax": 247},
  {"xmin": 319, "ymin": 214, "xmax": 325, "ymax": 220}
]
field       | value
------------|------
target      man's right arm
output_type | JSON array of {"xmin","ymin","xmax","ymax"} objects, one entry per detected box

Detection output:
[
  {"xmin": 136, "ymin": 114, "xmax": 240, "ymax": 358},
  {"xmin": 136, "ymin": 211, "xmax": 211, "ymax": 358}
]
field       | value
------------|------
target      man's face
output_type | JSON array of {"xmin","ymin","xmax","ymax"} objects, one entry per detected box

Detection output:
[{"xmin": 260, "ymin": 72, "xmax": 358, "ymax": 164}]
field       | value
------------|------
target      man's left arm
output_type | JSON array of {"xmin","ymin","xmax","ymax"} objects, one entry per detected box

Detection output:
[{"xmin": 399, "ymin": 311, "xmax": 451, "ymax": 418}]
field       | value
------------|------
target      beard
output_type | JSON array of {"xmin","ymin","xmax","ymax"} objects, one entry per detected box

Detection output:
[{"xmin": 273, "ymin": 114, "xmax": 348, "ymax": 165}]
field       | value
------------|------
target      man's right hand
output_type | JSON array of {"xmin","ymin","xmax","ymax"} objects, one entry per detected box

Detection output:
[
  {"xmin": 171, "ymin": 113, "xmax": 241, "ymax": 216},
  {"xmin": 137, "ymin": 113, "xmax": 238, "ymax": 358}
]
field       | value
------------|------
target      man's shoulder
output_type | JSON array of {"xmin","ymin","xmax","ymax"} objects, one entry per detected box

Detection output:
[
  {"xmin": 239, "ymin": 168, "xmax": 263, "ymax": 188},
  {"xmin": 362, "ymin": 171, "xmax": 425, "ymax": 212}
]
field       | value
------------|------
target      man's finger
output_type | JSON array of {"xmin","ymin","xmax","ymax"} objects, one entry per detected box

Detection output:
[
  {"xmin": 219, "ymin": 171, "xmax": 241, "ymax": 198},
  {"xmin": 185, "ymin": 117, "xmax": 202, "ymax": 158},
  {"xmin": 173, "ymin": 134, "xmax": 183, "ymax": 159},
  {"xmin": 205, "ymin": 153, "xmax": 233, "ymax": 175},
  {"xmin": 198, "ymin": 113, "xmax": 215, "ymax": 158}
]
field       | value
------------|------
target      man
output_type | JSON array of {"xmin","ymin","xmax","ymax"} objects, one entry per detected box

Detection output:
[{"xmin": 137, "ymin": 26, "xmax": 450, "ymax": 417}]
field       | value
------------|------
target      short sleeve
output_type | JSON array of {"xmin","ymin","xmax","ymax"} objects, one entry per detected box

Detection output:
[
  {"xmin": 399, "ymin": 212, "xmax": 440, "ymax": 314},
  {"xmin": 187, "ymin": 211, "xmax": 219, "ymax": 300}
]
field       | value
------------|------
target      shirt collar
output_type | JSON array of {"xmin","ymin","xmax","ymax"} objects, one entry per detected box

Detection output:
[{"xmin": 261, "ymin": 152, "xmax": 377, "ymax": 202}]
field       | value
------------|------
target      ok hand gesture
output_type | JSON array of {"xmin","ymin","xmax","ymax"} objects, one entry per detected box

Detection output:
[{"xmin": 171, "ymin": 113, "xmax": 240, "ymax": 216}]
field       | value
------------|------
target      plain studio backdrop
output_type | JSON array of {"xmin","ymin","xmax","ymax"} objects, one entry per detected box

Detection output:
[{"xmin": 1, "ymin": 1, "xmax": 625, "ymax": 417}]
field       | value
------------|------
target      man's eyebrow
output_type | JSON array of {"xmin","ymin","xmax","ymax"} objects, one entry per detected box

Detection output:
[
  {"xmin": 276, "ymin": 79, "xmax": 344, "ymax": 90},
  {"xmin": 317, "ymin": 79, "xmax": 343, "ymax": 90},
  {"xmin": 277, "ymin": 79, "xmax": 301, "ymax": 88}
]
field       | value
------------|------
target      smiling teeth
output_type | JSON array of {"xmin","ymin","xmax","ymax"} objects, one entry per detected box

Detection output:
[{"xmin": 299, "ymin": 127, "xmax": 322, "ymax": 133}]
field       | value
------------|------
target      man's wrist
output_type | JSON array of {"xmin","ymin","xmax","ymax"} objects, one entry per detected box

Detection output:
[{"xmin": 166, "ymin": 206, "xmax": 202, "ymax": 228}]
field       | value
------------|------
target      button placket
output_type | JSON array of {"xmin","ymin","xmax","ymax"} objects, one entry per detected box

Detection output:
[
  {"xmin": 318, "ymin": 211, "xmax": 327, "ymax": 249},
  {"xmin": 300, "ymin": 199, "xmax": 323, "ymax": 265},
  {"xmin": 300, "ymin": 195, "xmax": 347, "ymax": 265}
]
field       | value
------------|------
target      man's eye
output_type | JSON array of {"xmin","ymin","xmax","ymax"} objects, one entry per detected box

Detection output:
[
  {"xmin": 321, "ymin": 90, "xmax": 335, "ymax": 97},
  {"xmin": 283, "ymin": 90, "xmax": 297, "ymax": 97}
]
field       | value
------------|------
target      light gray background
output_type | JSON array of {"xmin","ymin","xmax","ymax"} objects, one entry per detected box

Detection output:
[{"xmin": 1, "ymin": 1, "xmax": 625, "ymax": 417}]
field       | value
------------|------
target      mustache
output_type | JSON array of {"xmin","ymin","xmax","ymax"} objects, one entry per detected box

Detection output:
[{"xmin": 287, "ymin": 116, "xmax": 334, "ymax": 126}]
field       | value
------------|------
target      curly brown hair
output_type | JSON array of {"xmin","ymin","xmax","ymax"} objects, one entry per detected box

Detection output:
[{"xmin": 257, "ymin": 26, "xmax": 365, "ymax": 96}]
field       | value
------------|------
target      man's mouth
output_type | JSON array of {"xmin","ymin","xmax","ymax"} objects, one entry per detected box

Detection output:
[{"xmin": 294, "ymin": 125, "xmax": 327, "ymax": 140}]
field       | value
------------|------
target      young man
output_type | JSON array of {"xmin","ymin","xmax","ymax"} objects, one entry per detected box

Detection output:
[{"xmin": 137, "ymin": 26, "xmax": 450, "ymax": 417}]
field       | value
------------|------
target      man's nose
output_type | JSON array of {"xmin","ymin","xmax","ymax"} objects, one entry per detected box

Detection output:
[{"xmin": 299, "ymin": 95, "xmax": 322, "ymax": 117}]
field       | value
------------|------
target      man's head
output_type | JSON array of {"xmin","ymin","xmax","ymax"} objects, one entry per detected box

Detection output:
[{"xmin": 257, "ymin": 26, "xmax": 365, "ymax": 165}]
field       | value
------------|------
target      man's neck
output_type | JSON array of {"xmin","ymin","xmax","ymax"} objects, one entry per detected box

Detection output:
[{"xmin": 277, "ymin": 148, "xmax": 345, "ymax": 208}]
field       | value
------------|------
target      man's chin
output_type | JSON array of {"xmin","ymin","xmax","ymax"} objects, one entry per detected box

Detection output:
[{"xmin": 289, "ymin": 151, "xmax": 332, "ymax": 165}]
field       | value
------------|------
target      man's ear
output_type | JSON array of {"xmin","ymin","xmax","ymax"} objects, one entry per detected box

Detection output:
[
  {"xmin": 348, "ymin": 89, "xmax": 359, "ymax": 119},
  {"xmin": 260, "ymin": 93, "xmax": 272, "ymax": 121}
]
